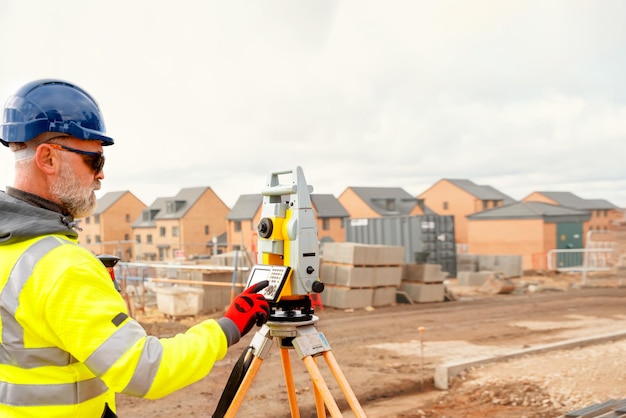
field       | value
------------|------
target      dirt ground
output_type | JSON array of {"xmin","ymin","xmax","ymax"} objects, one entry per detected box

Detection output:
[{"xmin": 115, "ymin": 272, "xmax": 626, "ymax": 417}]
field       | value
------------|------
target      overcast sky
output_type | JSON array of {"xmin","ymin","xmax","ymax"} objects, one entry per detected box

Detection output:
[{"xmin": 1, "ymin": 0, "xmax": 625, "ymax": 209}]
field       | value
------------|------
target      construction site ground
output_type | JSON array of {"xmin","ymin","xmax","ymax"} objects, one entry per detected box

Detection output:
[{"xmin": 116, "ymin": 272, "xmax": 626, "ymax": 417}]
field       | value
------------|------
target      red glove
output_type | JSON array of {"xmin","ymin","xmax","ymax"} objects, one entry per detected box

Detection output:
[{"xmin": 225, "ymin": 280, "xmax": 270, "ymax": 337}]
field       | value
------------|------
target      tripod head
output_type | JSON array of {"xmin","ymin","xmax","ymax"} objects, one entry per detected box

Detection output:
[{"xmin": 246, "ymin": 166, "xmax": 324, "ymax": 321}]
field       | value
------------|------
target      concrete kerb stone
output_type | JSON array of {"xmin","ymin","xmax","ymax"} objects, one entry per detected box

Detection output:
[{"xmin": 434, "ymin": 330, "xmax": 626, "ymax": 390}]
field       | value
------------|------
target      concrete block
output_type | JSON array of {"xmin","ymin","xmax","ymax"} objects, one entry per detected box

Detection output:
[
  {"xmin": 322, "ymin": 242, "xmax": 404, "ymax": 266},
  {"xmin": 334, "ymin": 265, "xmax": 376, "ymax": 287},
  {"xmin": 476, "ymin": 255, "xmax": 523, "ymax": 278},
  {"xmin": 376, "ymin": 245, "xmax": 405, "ymax": 265},
  {"xmin": 423, "ymin": 264, "xmax": 447, "ymax": 283},
  {"xmin": 154, "ymin": 286, "xmax": 204, "ymax": 316},
  {"xmin": 320, "ymin": 285, "xmax": 333, "ymax": 306},
  {"xmin": 374, "ymin": 266, "xmax": 402, "ymax": 287},
  {"xmin": 372, "ymin": 287, "xmax": 396, "ymax": 307},
  {"xmin": 456, "ymin": 254, "xmax": 479, "ymax": 272},
  {"xmin": 402, "ymin": 263, "xmax": 447, "ymax": 283},
  {"xmin": 322, "ymin": 242, "xmax": 371, "ymax": 265},
  {"xmin": 320, "ymin": 262, "xmax": 337, "ymax": 285},
  {"xmin": 457, "ymin": 271, "xmax": 493, "ymax": 287},
  {"xmin": 402, "ymin": 263, "xmax": 425, "ymax": 280},
  {"xmin": 328, "ymin": 286, "xmax": 373, "ymax": 309},
  {"xmin": 400, "ymin": 282, "xmax": 444, "ymax": 303}
]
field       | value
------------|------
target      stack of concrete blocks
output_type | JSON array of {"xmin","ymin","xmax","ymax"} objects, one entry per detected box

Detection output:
[
  {"xmin": 456, "ymin": 254, "xmax": 523, "ymax": 287},
  {"xmin": 400, "ymin": 263, "xmax": 448, "ymax": 303},
  {"xmin": 320, "ymin": 243, "xmax": 404, "ymax": 309},
  {"xmin": 205, "ymin": 251, "xmax": 253, "ymax": 268}
]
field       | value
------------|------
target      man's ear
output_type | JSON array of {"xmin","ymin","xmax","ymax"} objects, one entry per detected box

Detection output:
[{"xmin": 34, "ymin": 144, "xmax": 59, "ymax": 175}]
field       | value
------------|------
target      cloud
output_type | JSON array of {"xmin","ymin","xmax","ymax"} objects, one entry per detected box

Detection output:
[{"xmin": 1, "ymin": 0, "xmax": 625, "ymax": 209}]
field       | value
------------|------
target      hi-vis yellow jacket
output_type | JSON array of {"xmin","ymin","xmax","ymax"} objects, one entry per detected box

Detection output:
[{"xmin": 0, "ymin": 192, "xmax": 237, "ymax": 417}]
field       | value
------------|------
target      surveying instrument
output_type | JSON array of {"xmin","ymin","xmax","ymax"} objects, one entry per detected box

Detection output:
[{"xmin": 212, "ymin": 167, "xmax": 366, "ymax": 418}]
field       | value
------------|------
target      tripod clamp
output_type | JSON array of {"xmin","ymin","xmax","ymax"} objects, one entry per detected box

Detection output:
[{"xmin": 249, "ymin": 317, "xmax": 330, "ymax": 359}]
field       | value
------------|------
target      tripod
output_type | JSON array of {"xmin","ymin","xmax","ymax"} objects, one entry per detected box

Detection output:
[{"xmin": 220, "ymin": 315, "xmax": 367, "ymax": 417}]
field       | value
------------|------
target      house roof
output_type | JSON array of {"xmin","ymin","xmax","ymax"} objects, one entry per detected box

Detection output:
[
  {"xmin": 311, "ymin": 194, "xmax": 350, "ymax": 218},
  {"xmin": 154, "ymin": 187, "xmax": 210, "ymax": 220},
  {"xmin": 93, "ymin": 191, "xmax": 129, "ymax": 215},
  {"xmin": 131, "ymin": 187, "xmax": 212, "ymax": 227},
  {"xmin": 228, "ymin": 194, "xmax": 263, "ymax": 220},
  {"xmin": 227, "ymin": 193, "xmax": 349, "ymax": 220},
  {"xmin": 346, "ymin": 186, "xmax": 422, "ymax": 216},
  {"xmin": 467, "ymin": 201, "xmax": 591, "ymax": 222},
  {"xmin": 132, "ymin": 197, "xmax": 169, "ymax": 228},
  {"xmin": 445, "ymin": 179, "xmax": 517, "ymax": 204},
  {"xmin": 528, "ymin": 191, "xmax": 618, "ymax": 210}
]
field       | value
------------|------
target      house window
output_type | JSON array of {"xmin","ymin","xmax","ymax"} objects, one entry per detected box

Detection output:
[
  {"xmin": 86, "ymin": 235, "xmax": 92, "ymax": 244},
  {"xmin": 160, "ymin": 227, "xmax": 166, "ymax": 237},
  {"xmin": 94, "ymin": 215, "xmax": 100, "ymax": 224},
  {"xmin": 136, "ymin": 235, "xmax": 141, "ymax": 244},
  {"xmin": 443, "ymin": 202, "xmax": 449, "ymax": 210},
  {"xmin": 95, "ymin": 235, "xmax": 101, "ymax": 243},
  {"xmin": 147, "ymin": 235, "xmax": 153, "ymax": 244},
  {"xmin": 205, "ymin": 225, "xmax": 210, "ymax": 235},
  {"xmin": 322, "ymin": 219, "xmax": 330, "ymax": 230},
  {"xmin": 172, "ymin": 226, "xmax": 179, "ymax": 237},
  {"xmin": 85, "ymin": 217, "xmax": 91, "ymax": 224},
  {"xmin": 385, "ymin": 199, "xmax": 395, "ymax": 211},
  {"xmin": 234, "ymin": 221, "xmax": 241, "ymax": 232},
  {"xmin": 483, "ymin": 200, "xmax": 489, "ymax": 210},
  {"xmin": 125, "ymin": 214, "xmax": 131, "ymax": 222},
  {"xmin": 124, "ymin": 233, "xmax": 130, "ymax": 240}
]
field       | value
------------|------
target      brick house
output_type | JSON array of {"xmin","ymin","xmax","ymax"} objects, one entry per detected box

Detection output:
[
  {"xmin": 131, "ymin": 187, "xmax": 229, "ymax": 262},
  {"xmin": 522, "ymin": 191, "xmax": 621, "ymax": 240},
  {"xmin": 338, "ymin": 186, "xmax": 431, "ymax": 219},
  {"xmin": 418, "ymin": 179, "xmax": 516, "ymax": 249},
  {"xmin": 311, "ymin": 194, "xmax": 350, "ymax": 244},
  {"xmin": 227, "ymin": 193, "xmax": 349, "ymax": 259},
  {"xmin": 79, "ymin": 191, "xmax": 146, "ymax": 261},
  {"xmin": 466, "ymin": 201, "xmax": 590, "ymax": 270},
  {"xmin": 226, "ymin": 194, "xmax": 263, "ymax": 258}
]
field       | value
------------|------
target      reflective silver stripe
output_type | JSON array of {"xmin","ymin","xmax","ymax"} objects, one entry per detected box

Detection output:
[
  {"xmin": 0, "ymin": 345, "xmax": 74, "ymax": 368},
  {"xmin": 122, "ymin": 335, "xmax": 163, "ymax": 397},
  {"xmin": 85, "ymin": 320, "xmax": 146, "ymax": 375},
  {"xmin": 0, "ymin": 377, "xmax": 108, "ymax": 406},
  {"xmin": 0, "ymin": 236, "xmax": 76, "ymax": 368}
]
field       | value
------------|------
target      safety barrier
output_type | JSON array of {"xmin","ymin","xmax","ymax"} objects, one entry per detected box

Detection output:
[{"xmin": 546, "ymin": 247, "xmax": 617, "ymax": 284}]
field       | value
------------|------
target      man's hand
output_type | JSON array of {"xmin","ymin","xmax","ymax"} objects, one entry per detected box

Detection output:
[{"xmin": 224, "ymin": 280, "xmax": 270, "ymax": 337}]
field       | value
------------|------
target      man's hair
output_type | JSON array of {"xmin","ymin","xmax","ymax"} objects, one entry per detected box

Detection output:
[{"xmin": 9, "ymin": 132, "xmax": 71, "ymax": 161}]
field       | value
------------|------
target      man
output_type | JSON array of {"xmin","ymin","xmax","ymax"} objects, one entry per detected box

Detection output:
[{"xmin": 0, "ymin": 79, "xmax": 270, "ymax": 417}]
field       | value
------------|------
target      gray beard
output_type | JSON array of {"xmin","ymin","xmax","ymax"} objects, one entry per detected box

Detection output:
[{"xmin": 50, "ymin": 158, "xmax": 98, "ymax": 218}]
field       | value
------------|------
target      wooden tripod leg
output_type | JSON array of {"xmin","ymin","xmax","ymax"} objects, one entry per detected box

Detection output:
[
  {"xmin": 312, "ymin": 357, "xmax": 327, "ymax": 418},
  {"xmin": 323, "ymin": 352, "xmax": 367, "ymax": 418},
  {"xmin": 224, "ymin": 356, "xmax": 264, "ymax": 418},
  {"xmin": 302, "ymin": 356, "xmax": 342, "ymax": 418},
  {"xmin": 280, "ymin": 347, "xmax": 300, "ymax": 418}
]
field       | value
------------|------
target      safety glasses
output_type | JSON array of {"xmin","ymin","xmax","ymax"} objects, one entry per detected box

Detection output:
[{"xmin": 44, "ymin": 143, "xmax": 106, "ymax": 173}]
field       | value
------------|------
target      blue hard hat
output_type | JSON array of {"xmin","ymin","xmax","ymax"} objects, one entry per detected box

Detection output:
[{"xmin": 0, "ymin": 79, "xmax": 114, "ymax": 146}]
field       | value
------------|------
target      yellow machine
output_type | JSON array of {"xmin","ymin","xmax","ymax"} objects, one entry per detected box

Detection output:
[
  {"xmin": 256, "ymin": 167, "xmax": 323, "ymax": 295},
  {"xmin": 246, "ymin": 166, "xmax": 324, "ymax": 320}
]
